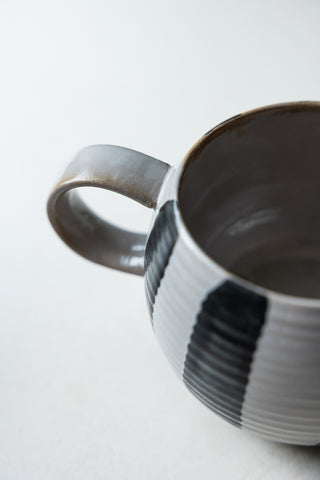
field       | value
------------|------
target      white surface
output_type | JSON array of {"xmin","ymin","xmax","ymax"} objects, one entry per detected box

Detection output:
[
  {"xmin": 152, "ymin": 235, "xmax": 223, "ymax": 377},
  {"xmin": 1, "ymin": 0, "xmax": 320, "ymax": 478}
]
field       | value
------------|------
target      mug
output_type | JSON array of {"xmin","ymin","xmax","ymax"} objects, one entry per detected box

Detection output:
[{"xmin": 47, "ymin": 101, "xmax": 320, "ymax": 446}]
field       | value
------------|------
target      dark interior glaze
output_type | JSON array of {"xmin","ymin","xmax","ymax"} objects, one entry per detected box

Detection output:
[{"xmin": 179, "ymin": 103, "xmax": 320, "ymax": 298}]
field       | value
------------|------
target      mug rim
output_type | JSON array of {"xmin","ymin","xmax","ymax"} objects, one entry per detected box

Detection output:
[{"xmin": 174, "ymin": 100, "xmax": 320, "ymax": 308}]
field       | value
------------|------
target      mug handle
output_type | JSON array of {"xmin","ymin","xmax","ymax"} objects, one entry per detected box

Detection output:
[{"xmin": 47, "ymin": 145, "xmax": 170, "ymax": 276}]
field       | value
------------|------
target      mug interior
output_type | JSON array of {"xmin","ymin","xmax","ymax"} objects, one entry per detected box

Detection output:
[{"xmin": 179, "ymin": 103, "xmax": 320, "ymax": 299}]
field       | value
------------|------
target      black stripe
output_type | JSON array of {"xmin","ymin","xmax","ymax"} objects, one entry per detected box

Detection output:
[
  {"xmin": 144, "ymin": 200, "xmax": 178, "ymax": 322},
  {"xmin": 183, "ymin": 280, "xmax": 267, "ymax": 427}
]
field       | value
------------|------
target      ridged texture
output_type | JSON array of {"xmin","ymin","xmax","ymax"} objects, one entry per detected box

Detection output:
[
  {"xmin": 183, "ymin": 281, "xmax": 267, "ymax": 427},
  {"xmin": 151, "ymin": 236, "xmax": 222, "ymax": 376},
  {"xmin": 145, "ymin": 201, "xmax": 178, "ymax": 319},
  {"xmin": 242, "ymin": 300, "xmax": 320, "ymax": 445},
  {"xmin": 144, "ymin": 198, "xmax": 320, "ymax": 445}
]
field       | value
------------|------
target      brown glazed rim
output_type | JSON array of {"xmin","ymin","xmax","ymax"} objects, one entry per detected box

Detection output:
[{"xmin": 175, "ymin": 100, "xmax": 320, "ymax": 307}]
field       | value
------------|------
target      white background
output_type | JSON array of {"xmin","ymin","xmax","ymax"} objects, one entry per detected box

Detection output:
[{"xmin": 1, "ymin": 0, "xmax": 320, "ymax": 478}]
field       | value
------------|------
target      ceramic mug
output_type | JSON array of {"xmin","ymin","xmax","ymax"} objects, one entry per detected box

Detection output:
[{"xmin": 47, "ymin": 102, "xmax": 320, "ymax": 446}]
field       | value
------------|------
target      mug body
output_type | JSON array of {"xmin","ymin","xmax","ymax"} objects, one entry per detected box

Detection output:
[
  {"xmin": 144, "ymin": 102, "xmax": 320, "ymax": 445},
  {"xmin": 48, "ymin": 101, "xmax": 320, "ymax": 446}
]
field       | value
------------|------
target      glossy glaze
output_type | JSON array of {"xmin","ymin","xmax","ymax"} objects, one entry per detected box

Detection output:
[{"xmin": 48, "ymin": 102, "xmax": 320, "ymax": 445}]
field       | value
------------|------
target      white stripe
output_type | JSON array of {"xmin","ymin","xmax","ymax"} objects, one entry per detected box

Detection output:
[
  {"xmin": 152, "ymin": 235, "xmax": 223, "ymax": 378},
  {"xmin": 242, "ymin": 299, "xmax": 320, "ymax": 445}
]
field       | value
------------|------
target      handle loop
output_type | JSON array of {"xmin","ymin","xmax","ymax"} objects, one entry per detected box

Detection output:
[{"xmin": 47, "ymin": 145, "xmax": 170, "ymax": 275}]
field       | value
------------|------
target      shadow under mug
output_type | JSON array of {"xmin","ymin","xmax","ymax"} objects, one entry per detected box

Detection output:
[{"xmin": 48, "ymin": 101, "xmax": 320, "ymax": 446}]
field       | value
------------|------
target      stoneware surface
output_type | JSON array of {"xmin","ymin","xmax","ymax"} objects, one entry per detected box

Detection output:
[{"xmin": 2, "ymin": 0, "xmax": 320, "ymax": 478}]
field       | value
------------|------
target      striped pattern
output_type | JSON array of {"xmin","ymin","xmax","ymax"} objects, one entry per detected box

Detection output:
[
  {"xmin": 145, "ymin": 201, "xmax": 178, "ymax": 318},
  {"xmin": 144, "ymin": 197, "xmax": 320, "ymax": 445},
  {"xmin": 242, "ymin": 299, "xmax": 320, "ymax": 445},
  {"xmin": 183, "ymin": 281, "xmax": 267, "ymax": 427},
  {"xmin": 151, "ymin": 236, "xmax": 222, "ymax": 376}
]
